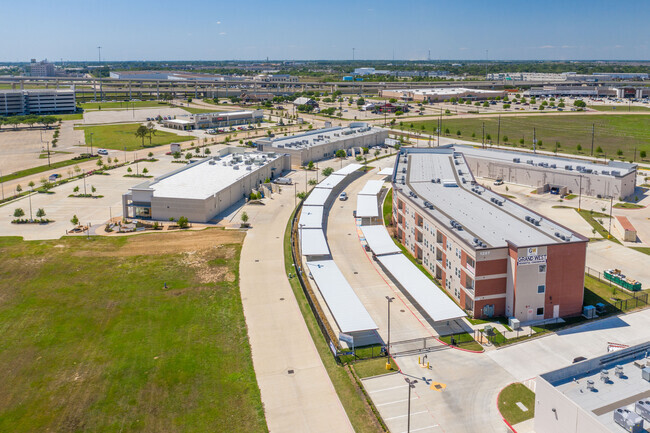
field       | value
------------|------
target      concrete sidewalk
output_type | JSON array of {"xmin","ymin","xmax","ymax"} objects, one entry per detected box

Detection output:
[{"xmin": 238, "ymin": 178, "xmax": 354, "ymax": 433}]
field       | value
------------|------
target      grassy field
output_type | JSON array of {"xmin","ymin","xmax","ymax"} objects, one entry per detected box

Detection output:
[
  {"xmin": 583, "ymin": 274, "xmax": 648, "ymax": 313},
  {"xmin": 591, "ymin": 105, "xmax": 650, "ymax": 112},
  {"xmin": 180, "ymin": 107, "xmax": 223, "ymax": 114},
  {"xmin": 0, "ymin": 229, "xmax": 268, "ymax": 433},
  {"xmin": 353, "ymin": 358, "xmax": 397, "ymax": 379},
  {"xmin": 399, "ymin": 114, "xmax": 650, "ymax": 161},
  {"xmin": 75, "ymin": 123, "xmax": 193, "ymax": 151},
  {"xmin": 79, "ymin": 101, "xmax": 170, "ymax": 110},
  {"xmin": 498, "ymin": 383, "xmax": 535, "ymax": 425},
  {"xmin": 575, "ymin": 209, "xmax": 620, "ymax": 243},
  {"xmin": 0, "ymin": 156, "xmax": 98, "ymax": 184},
  {"xmin": 283, "ymin": 212, "xmax": 385, "ymax": 433},
  {"xmin": 54, "ymin": 113, "xmax": 84, "ymax": 121},
  {"xmin": 383, "ymin": 189, "xmax": 392, "ymax": 226},
  {"xmin": 613, "ymin": 202, "xmax": 644, "ymax": 209}
]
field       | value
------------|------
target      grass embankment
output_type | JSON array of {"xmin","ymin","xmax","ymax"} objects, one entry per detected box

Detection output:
[
  {"xmin": 399, "ymin": 114, "xmax": 650, "ymax": 161},
  {"xmin": 75, "ymin": 123, "xmax": 193, "ymax": 151},
  {"xmin": 353, "ymin": 359, "xmax": 397, "ymax": 379},
  {"xmin": 383, "ymin": 189, "xmax": 392, "ymax": 226},
  {"xmin": 631, "ymin": 247, "xmax": 650, "ymax": 256},
  {"xmin": 0, "ymin": 156, "xmax": 99, "ymax": 184},
  {"xmin": 79, "ymin": 101, "xmax": 170, "ymax": 110},
  {"xmin": 0, "ymin": 230, "xmax": 267, "ymax": 433},
  {"xmin": 583, "ymin": 274, "xmax": 649, "ymax": 313},
  {"xmin": 575, "ymin": 209, "xmax": 621, "ymax": 244},
  {"xmin": 180, "ymin": 107, "xmax": 223, "ymax": 114},
  {"xmin": 283, "ymin": 211, "xmax": 386, "ymax": 433},
  {"xmin": 498, "ymin": 383, "xmax": 535, "ymax": 425},
  {"xmin": 614, "ymin": 202, "xmax": 644, "ymax": 209}
]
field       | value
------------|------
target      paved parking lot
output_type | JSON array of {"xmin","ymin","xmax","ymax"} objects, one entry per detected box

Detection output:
[{"xmin": 81, "ymin": 107, "xmax": 191, "ymax": 124}]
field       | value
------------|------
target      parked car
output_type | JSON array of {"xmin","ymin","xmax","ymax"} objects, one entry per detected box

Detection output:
[
  {"xmin": 48, "ymin": 174, "xmax": 60, "ymax": 182},
  {"xmin": 493, "ymin": 179, "xmax": 503, "ymax": 186},
  {"xmin": 97, "ymin": 149, "xmax": 109, "ymax": 155},
  {"xmin": 339, "ymin": 192, "xmax": 348, "ymax": 201}
]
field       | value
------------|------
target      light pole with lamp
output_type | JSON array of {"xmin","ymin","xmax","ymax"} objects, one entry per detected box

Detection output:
[
  {"xmin": 0, "ymin": 169, "xmax": 4, "ymax": 201},
  {"xmin": 90, "ymin": 132, "xmax": 94, "ymax": 155},
  {"xmin": 405, "ymin": 378, "xmax": 418, "ymax": 433},
  {"xmin": 28, "ymin": 185, "xmax": 34, "ymax": 221},
  {"xmin": 385, "ymin": 296, "xmax": 394, "ymax": 369},
  {"xmin": 608, "ymin": 196, "xmax": 613, "ymax": 239}
]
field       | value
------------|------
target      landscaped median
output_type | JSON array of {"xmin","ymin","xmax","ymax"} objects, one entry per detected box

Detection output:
[{"xmin": 497, "ymin": 383, "xmax": 536, "ymax": 428}]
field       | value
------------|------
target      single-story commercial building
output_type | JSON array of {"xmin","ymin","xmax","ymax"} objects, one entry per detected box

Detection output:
[
  {"xmin": 162, "ymin": 110, "xmax": 263, "ymax": 130},
  {"xmin": 255, "ymin": 123, "xmax": 389, "ymax": 166},
  {"xmin": 122, "ymin": 147, "xmax": 290, "ymax": 222}
]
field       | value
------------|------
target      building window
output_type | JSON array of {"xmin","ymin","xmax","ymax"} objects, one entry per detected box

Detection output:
[
  {"xmin": 467, "ymin": 256, "xmax": 475, "ymax": 268},
  {"xmin": 539, "ymin": 264, "xmax": 547, "ymax": 273},
  {"xmin": 537, "ymin": 285, "xmax": 545, "ymax": 294},
  {"xmin": 537, "ymin": 307, "xmax": 544, "ymax": 316}
]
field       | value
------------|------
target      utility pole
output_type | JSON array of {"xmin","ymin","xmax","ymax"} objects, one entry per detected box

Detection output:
[
  {"xmin": 590, "ymin": 123, "xmax": 595, "ymax": 156},
  {"xmin": 46, "ymin": 141, "xmax": 51, "ymax": 167},
  {"xmin": 608, "ymin": 196, "xmax": 613, "ymax": 239},
  {"xmin": 578, "ymin": 175, "xmax": 583, "ymax": 211},
  {"xmin": 90, "ymin": 132, "xmax": 94, "ymax": 155},
  {"xmin": 438, "ymin": 111, "xmax": 441, "ymax": 145},
  {"xmin": 97, "ymin": 46, "xmax": 102, "ymax": 63},
  {"xmin": 533, "ymin": 127, "xmax": 537, "ymax": 154},
  {"xmin": 352, "ymin": 47, "xmax": 355, "ymax": 61},
  {"xmin": 497, "ymin": 115, "xmax": 501, "ymax": 146},
  {"xmin": 385, "ymin": 296, "xmax": 394, "ymax": 363},
  {"xmin": 0, "ymin": 170, "xmax": 4, "ymax": 201}
]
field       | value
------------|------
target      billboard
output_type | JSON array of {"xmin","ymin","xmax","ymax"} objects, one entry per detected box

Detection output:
[{"xmin": 517, "ymin": 247, "xmax": 547, "ymax": 266}]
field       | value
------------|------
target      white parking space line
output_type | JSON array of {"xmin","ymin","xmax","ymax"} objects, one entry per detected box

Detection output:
[
  {"xmin": 385, "ymin": 410, "xmax": 428, "ymax": 420},
  {"xmin": 376, "ymin": 398, "xmax": 411, "ymax": 407},
  {"xmin": 399, "ymin": 425, "xmax": 439, "ymax": 433},
  {"xmin": 368, "ymin": 385, "xmax": 406, "ymax": 394}
]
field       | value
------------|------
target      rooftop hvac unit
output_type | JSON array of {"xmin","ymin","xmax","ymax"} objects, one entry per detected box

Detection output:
[
  {"xmin": 576, "ymin": 165, "xmax": 584, "ymax": 171},
  {"xmin": 600, "ymin": 369, "xmax": 610, "ymax": 382},
  {"xmin": 615, "ymin": 365, "xmax": 625, "ymax": 377},
  {"xmin": 246, "ymin": 166, "xmax": 252, "ymax": 171},
  {"xmin": 636, "ymin": 400, "xmax": 650, "ymax": 421},
  {"xmin": 583, "ymin": 305, "xmax": 596, "ymax": 319},
  {"xmin": 602, "ymin": 170, "xmax": 610, "ymax": 175},
  {"xmin": 458, "ymin": 170, "xmax": 463, "ymax": 175},
  {"xmin": 612, "ymin": 170, "xmax": 621, "ymax": 176},
  {"xmin": 233, "ymin": 165, "xmax": 240, "ymax": 170},
  {"xmin": 643, "ymin": 367, "xmax": 650, "ymax": 382},
  {"xmin": 208, "ymin": 160, "xmax": 216, "ymax": 165},
  {"xmin": 586, "ymin": 379, "xmax": 595, "ymax": 391},
  {"xmin": 513, "ymin": 158, "xmax": 520, "ymax": 163},
  {"xmin": 565, "ymin": 165, "xmax": 573, "ymax": 170},
  {"xmin": 550, "ymin": 164, "xmax": 556, "ymax": 168},
  {"xmin": 526, "ymin": 159, "xmax": 534, "ymax": 164},
  {"xmin": 614, "ymin": 408, "xmax": 644, "ymax": 433}
]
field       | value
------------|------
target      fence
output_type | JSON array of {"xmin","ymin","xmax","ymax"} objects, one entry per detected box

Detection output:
[
  {"xmin": 614, "ymin": 293, "xmax": 648, "ymax": 311},
  {"xmin": 289, "ymin": 200, "xmax": 342, "ymax": 364},
  {"xmin": 388, "ymin": 336, "xmax": 447, "ymax": 356}
]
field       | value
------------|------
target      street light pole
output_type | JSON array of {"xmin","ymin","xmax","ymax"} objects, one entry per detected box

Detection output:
[
  {"xmin": 28, "ymin": 187, "xmax": 33, "ymax": 221},
  {"xmin": 578, "ymin": 175, "xmax": 583, "ymax": 211},
  {"xmin": 405, "ymin": 378, "xmax": 418, "ymax": 433},
  {"xmin": 90, "ymin": 132, "xmax": 94, "ymax": 155},
  {"xmin": 608, "ymin": 196, "xmax": 613, "ymax": 239},
  {"xmin": 385, "ymin": 296, "xmax": 394, "ymax": 364}
]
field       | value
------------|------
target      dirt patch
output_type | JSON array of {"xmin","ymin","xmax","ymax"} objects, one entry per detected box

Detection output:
[{"xmin": 79, "ymin": 228, "xmax": 245, "ymax": 257}]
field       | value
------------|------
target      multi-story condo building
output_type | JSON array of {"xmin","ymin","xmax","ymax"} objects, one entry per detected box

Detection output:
[
  {"xmin": 29, "ymin": 59, "xmax": 56, "ymax": 77},
  {"xmin": 391, "ymin": 147, "xmax": 588, "ymax": 322}
]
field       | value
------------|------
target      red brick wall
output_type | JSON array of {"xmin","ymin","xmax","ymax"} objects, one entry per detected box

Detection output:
[
  {"xmin": 474, "ymin": 298, "xmax": 506, "ymax": 319},
  {"xmin": 475, "ymin": 258, "xmax": 507, "ymax": 276},
  {"xmin": 545, "ymin": 242, "xmax": 586, "ymax": 318},
  {"xmin": 461, "ymin": 250, "xmax": 467, "ymax": 268},
  {"xmin": 475, "ymin": 277, "xmax": 507, "ymax": 296}
]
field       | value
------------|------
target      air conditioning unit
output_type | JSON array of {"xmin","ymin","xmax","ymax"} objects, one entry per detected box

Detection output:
[
  {"xmin": 508, "ymin": 317, "xmax": 520, "ymax": 330},
  {"xmin": 636, "ymin": 399, "xmax": 650, "ymax": 421},
  {"xmin": 613, "ymin": 408, "xmax": 644, "ymax": 433}
]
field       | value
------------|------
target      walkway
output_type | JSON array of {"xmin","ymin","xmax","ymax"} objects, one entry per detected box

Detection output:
[{"xmin": 238, "ymin": 172, "xmax": 354, "ymax": 433}]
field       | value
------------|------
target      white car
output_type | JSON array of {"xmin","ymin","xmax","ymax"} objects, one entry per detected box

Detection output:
[
  {"xmin": 97, "ymin": 149, "xmax": 109, "ymax": 155},
  {"xmin": 339, "ymin": 192, "xmax": 348, "ymax": 201}
]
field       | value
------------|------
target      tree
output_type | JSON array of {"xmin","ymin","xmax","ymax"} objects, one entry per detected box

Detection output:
[
  {"xmin": 577, "ymin": 144, "xmax": 582, "ymax": 152},
  {"xmin": 617, "ymin": 149, "xmax": 623, "ymax": 156},
  {"xmin": 444, "ymin": 128, "xmax": 450, "ymax": 135},
  {"xmin": 146, "ymin": 122, "xmax": 157, "ymax": 145},
  {"xmin": 195, "ymin": 146, "xmax": 201, "ymax": 154},
  {"xmin": 322, "ymin": 167, "xmax": 334, "ymax": 177},
  {"xmin": 127, "ymin": 167, "xmax": 132, "ymax": 173},
  {"xmin": 503, "ymin": 135, "xmax": 508, "ymax": 142},
  {"xmin": 36, "ymin": 208, "xmax": 46, "ymax": 218},
  {"xmin": 173, "ymin": 151, "xmax": 181, "ymax": 159},
  {"xmin": 596, "ymin": 146, "xmax": 603, "ymax": 154},
  {"xmin": 558, "ymin": 102, "xmax": 565, "ymax": 108},
  {"xmin": 640, "ymin": 150, "xmax": 647, "ymax": 159},
  {"xmin": 389, "ymin": 98, "xmax": 397, "ymax": 103},
  {"xmin": 148, "ymin": 151, "xmax": 154, "ymax": 158},
  {"xmin": 185, "ymin": 152, "xmax": 192, "ymax": 160},
  {"xmin": 96, "ymin": 158, "xmax": 103, "ymax": 168},
  {"xmin": 16, "ymin": 184, "xmax": 22, "ymax": 193},
  {"xmin": 574, "ymin": 100, "xmax": 586, "ymax": 108},
  {"xmin": 519, "ymin": 138, "xmax": 525, "ymax": 145},
  {"xmin": 307, "ymin": 161, "xmax": 314, "ymax": 170},
  {"xmin": 205, "ymin": 148, "xmax": 211, "ymax": 155},
  {"xmin": 74, "ymin": 165, "xmax": 81, "ymax": 175},
  {"xmin": 456, "ymin": 130, "xmax": 461, "ymax": 136},
  {"xmin": 135, "ymin": 125, "xmax": 148, "ymax": 146},
  {"xmin": 178, "ymin": 216, "xmax": 189, "ymax": 228},
  {"xmin": 335, "ymin": 149, "xmax": 346, "ymax": 158},
  {"xmin": 13, "ymin": 208, "xmax": 24, "ymax": 218},
  {"xmin": 240, "ymin": 212, "xmax": 249, "ymax": 227},
  {"xmin": 73, "ymin": 186, "xmax": 80, "ymax": 192},
  {"xmin": 91, "ymin": 185, "xmax": 96, "ymax": 193}
]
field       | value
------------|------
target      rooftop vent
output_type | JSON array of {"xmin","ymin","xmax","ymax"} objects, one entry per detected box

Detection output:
[{"xmin": 513, "ymin": 158, "xmax": 520, "ymax": 163}]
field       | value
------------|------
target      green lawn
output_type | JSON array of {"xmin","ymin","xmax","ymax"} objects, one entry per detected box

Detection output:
[
  {"xmin": 631, "ymin": 247, "xmax": 650, "ymax": 256},
  {"xmin": 0, "ymin": 230, "xmax": 267, "ymax": 433},
  {"xmin": 583, "ymin": 274, "xmax": 648, "ymax": 313},
  {"xmin": 54, "ymin": 113, "xmax": 84, "ymax": 121},
  {"xmin": 398, "ymin": 114, "xmax": 650, "ymax": 161},
  {"xmin": 353, "ymin": 358, "xmax": 397, "ymax": 379},
  {"xmin": 383, "ymin": 189, "xmax": 393, "ymax": 226},
  {"xmin": 575, "ymin": 209, "xmax": 620, "ymax": 243},
  {"xmin": 590, "ymin": 105, "xmax": 650, "ymax": 112},
  {"xmin": 79, "ymin": 101, "xmax": 170, "ymax": 110},
  {"xmin": 0, "ymin": 156, "xmax": 98, "ymax": 184},
  {"xmin": 613, "ymin": 202, "xmax": 644, "ymax": 209},
  {"xmin": 180, "ymin": 107, "xmax": 222, "ymax": 114},
  {"xmin": 498, "ymin": 383, "xmax": 535, "ymax": 425},
  {"xmin": 75, "ymin": 123, "xmax": 193, "ymax": 151},
  {"xmin": 439, "ymin": 333, "xmax": 483, "ymax": 351}
]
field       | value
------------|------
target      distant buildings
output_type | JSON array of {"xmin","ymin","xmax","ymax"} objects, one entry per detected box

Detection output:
[
  {"xmin": 29, "ymin": 59, "xmax": 55, "ymax": 77},
  {"xmin": 254, "ymin": 74, "xmax": 298, "ymax": 83},
  {"xmin": 380, "ymin": 87, "xmax": 505, "ymax": 102},
  {"xmin": 488, "ymin": 72, "xmax": 649, "ymax": 82},
  {"xmin": 0, "ymin": 89, "xmax": 76, "ymax": 116},
  {"xmin": 109, "ymin": 71, "xmax": 245, "ymax": 81},
  {"xmin": 162, "ymin": 110, "xmax": 263, "ymax": 131},
  {"xmin": 525, "ymin": 85, "xmax": 650, "ymax": 99}
]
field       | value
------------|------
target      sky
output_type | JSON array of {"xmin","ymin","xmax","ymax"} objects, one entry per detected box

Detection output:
[{"xmin": 1, "ymin": 0, "xmax": 649, "ymax": 62}]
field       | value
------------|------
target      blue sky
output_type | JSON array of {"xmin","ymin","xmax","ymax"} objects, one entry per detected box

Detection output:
[{"xmin": 1, "ymin": 0, "xmax": 649, "ymax": 61}]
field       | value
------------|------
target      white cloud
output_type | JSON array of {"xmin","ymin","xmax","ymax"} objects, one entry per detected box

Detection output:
[
  {"xmin": 217, "ymin": 21, "xmax": 221, "ymax": 24},
  {"xmin": 459, "ymin": 47, "xmax": 469, "ymax": 51},
  {"xmin": 539, "ymin": 45, "xmax": 555, "ymax": 49},
  {"xmin": 219, "ymin": 32, "xmax": 227, "ymax": 36}
]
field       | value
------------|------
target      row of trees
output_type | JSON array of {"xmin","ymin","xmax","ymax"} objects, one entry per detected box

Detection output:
[{"xmin": 0, "ymin": 115, "xmax": 59, "ymax": 130}]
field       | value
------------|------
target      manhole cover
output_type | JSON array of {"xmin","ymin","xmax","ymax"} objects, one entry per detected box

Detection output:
[
  {"xmin": 287, "ymin": 369, "xmax": 294, "ymax": 374},
  {"xmin": 279, "ymin": 298, "xmax": 285, "ymax": 301},
  {"xmin": 434, "ymin": 384, "xmax": 443, "ymax": 390},
  {"xmin": 353, "ymin": 271, "xmax": 358, "ymax": 274},
  {"xmin": 255, "ymin": 259, "xmax": 259, "ymax": 262},
  {"xmin": 400, "ymin": 309, "xmax": 405, "ymax": 313}
]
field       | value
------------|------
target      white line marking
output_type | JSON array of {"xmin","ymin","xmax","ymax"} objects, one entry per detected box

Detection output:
[
  {"xmin": 385, "ymin": 410, "xmax": 428, "ymax": 420},
  {"xmin": 376, "ymin": 398, "xmax": 409, "ymax": 407},
  {"xmin": 399, "ymin": 425, "xmax": 439, "ymax": 433},
  {"xmin": 369, "ymin": 385, "xmax": 406, "ymax": 394}
]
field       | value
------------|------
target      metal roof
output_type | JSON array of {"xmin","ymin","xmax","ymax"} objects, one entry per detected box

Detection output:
[
  {"xmin": 358, "ymin": 180, "xmax": 385, "ymax": 196},
  {"xmin": 298, "ymin": 205, "xmax": 324, "ymax": 229},
  {"xmin": 303, "ymin": 188, "xmax": 333, "ymax": 206},
  {"xmin": 334, "ymin": 163, "xmax": 363, "ymax": 176},
  {"xmin": 316, "ymin": 174, "xmax": 346, "ymax": 190},
  {"xmin": 300, "ymin": 229, "xmax": 330, "ymax": 256},
  {"xmin": 377, "ymin": 167, "xmax": 394, "ymax": 176},
  {"xmin": 356, "ymin": 195, "xmax": 379, "ymax": 218},
  {"xmin": 307, "ymin": 260, "xmax": 378, "ymax": 333},
  {"xmin": 360, "ymin": 225, "xmax": 402, "ymax": 256},
  {"xmin": 377, "ymin": 253, "xmax": 466, "ymax": 322}
]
